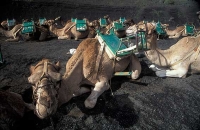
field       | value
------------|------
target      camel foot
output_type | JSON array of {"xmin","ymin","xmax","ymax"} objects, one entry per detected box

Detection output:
[
  {"xmin": 84, "ymin": 98, "xmax": 97, "ymax": 109},
  {"xmin": 131, "ymin": 70, "xmax": 139, "ymax": 79},
  {"xmin": 75, "ymin": 37, "xmax": 78, "ymax": 41}
]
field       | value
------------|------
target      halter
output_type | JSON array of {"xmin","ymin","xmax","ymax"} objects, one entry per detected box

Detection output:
[{"xmin": 32, "ymin": 61, "xmax": 60, "ymax": 117}]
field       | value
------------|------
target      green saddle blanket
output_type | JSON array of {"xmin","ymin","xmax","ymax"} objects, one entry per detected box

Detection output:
[
  {"xmin": 119, "ymin": 17, "xmax": 126, "ymax": 23},
  {"xmin": 156, "ymin": 21, "xmax": 166, "ymax": 35},
  {"xmin": 71, "ymin": 18, "xmax": 87, "ymax": 31},
  {"xmin": 97, "ymin": 32, "xmax": 134, "ymax": 59},
  {"xmin": 22, "ymin": 21, "xmax": 35, "ymax": 34},
  {"xmin": 185, "ymin": 23, "xmax": 195, "ymax": 35},
  {"xmin": 100, "ymin": 18, "xmax": 107, "ymax": 27},
  {"xmin": 7, "ymin": 19, "xmax": 16, "ymax": 27},
  {"xmin": 39, "ymin": 18, "xmax": 46, "ymax": 25},
  {"xmin": 113, "ymin": 22, "xmax": 125, "ymax": 31}
]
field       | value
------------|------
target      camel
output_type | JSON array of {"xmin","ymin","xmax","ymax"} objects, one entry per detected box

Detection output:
[
  {"xmin": 162, "ymin": 23, "xmax": 200, "ymax": 39},
  {"xmin": 133, "ymin": 20, "xmax": 200, "ymax": 78},
  {"xmin": 1, "ymin": 19, "xmax": 16, "ymax": 30},
  {"xmin": 145, "ymin": 35, "xmax": 200, "ymax": 78},
  {"xmin": 45, "ymin": 18, "xmax": 96, "ymax": 40},
  {"xmin": 124, "ymin": 19, "xmax": 137, "ymax": 37},
  {"xmin": 28, "ymin": 38, "xmax": 141, "ymax": 119},
  {"xmin": 0, "ymin": 24, "xmax": 23, "ymax": 42},
  {"xmin": 99, "ymin": 21, "xmax": 126, "ymax": 38},
  {"xmin": 0, "ymin": 20, "xmax": 49, "ymax": 42},
  {"xmin": 0, "ymin": 90, "xmax": 34, "ymax": 129}
]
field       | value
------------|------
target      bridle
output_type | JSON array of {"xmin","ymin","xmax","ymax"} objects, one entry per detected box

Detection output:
[{"xmin": 32, "ymin": 61, "xmax": 61, "ymax": 116}]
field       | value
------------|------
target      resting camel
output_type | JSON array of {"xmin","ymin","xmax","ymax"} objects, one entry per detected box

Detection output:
[
  {"xmin": 28, "ymin": 38, "xmax": 141, "ymax": 119},
  {"xmin": 0, "ymin": 24, "xmax": 23, "ymax": 42},
  {"xmin": 1, "ymin": 19, "xmax": 17, "ymax": 30},
  {"xmin": 0, "ymin": 21, "xmax": 49, "ymax": 42},
  {"xmin": 45, "ymin": 18, "xmax": 96, "ymax": 40},
  {"xmin": 162, "ymin": 24, "xmax": 188, "ymax": 38},
  {"xmin": 133, "ymin": 21, "xmax": 200, "ymax": 78}
]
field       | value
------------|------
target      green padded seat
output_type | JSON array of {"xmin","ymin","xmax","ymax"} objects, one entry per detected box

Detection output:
[
  {"xmin": 71, "ymin": 18, "xmax": 76, "ymax": 23},
  {"xmin": 7, "ymin": 19, "xmax": 16, "ymax": 27},
  {"xmin": 100, "ymin": 18, "xmax": 107, "ymax": 27},
  {"xmin": 113, "ymin": 22, "xmax": 125, "ymax": 31},
  {"xmin": 75, "ymin": 19, "xmax": 87, "ymax": 31},
  {"xmin": 119, "ymin": 17, "xmax": 126, "ymax": 23},
  {"xmin": 22, "ymin": 21, "xmax": 35, "ymax": 34},
  {"xmin": 185, "ymin": 23, "xmax": 195, "ymax": 35},
  {"xmin": 97, "ymin": 32, "xmax": 134, "ymax": 57},
  {"xmin": 156, "ymin": 21, "xmax": 166, "ymax": 35},
  {"xmin": 39, "ymin": 18, "xmax": 46, "ymax": 25}
]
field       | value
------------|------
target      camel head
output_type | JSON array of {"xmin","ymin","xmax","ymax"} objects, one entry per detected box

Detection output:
[
  {"xmin": 136, "ymin": 21, "xmax": 156, "ymax": 35},
  {"xmin": 161, "ymin": 24, "xmax": 169, "ymax": 30},
  {"xmin": 124, "ymin": 19, "xmax": 135, "ymax": 27},
  {"xmin": 28, "ymin": 59, "xmax": 61, "ymax": 119},
  {"xmin": 126, "ymin": 24, "xmax": 137, "ymax": 36},
  {"xmin": 89, "ymin": 20, "xmax": 100, "ymax": 30},
  {"xmin": 44, "ymin": 20, "xmax": 57, "ymax": 27}
]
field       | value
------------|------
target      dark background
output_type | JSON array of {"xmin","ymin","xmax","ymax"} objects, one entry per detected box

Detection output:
[{"xmin": 1, "ymin": 0, "xmax": 200, "ymax": 26}]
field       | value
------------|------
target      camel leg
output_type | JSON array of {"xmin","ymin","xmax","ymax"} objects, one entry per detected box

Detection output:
[
  {"xmin": 84, "ymin": 81, "xmax": 109, "ymax": 109},
  {"xmin": 73, "ymin": 87, "xmax": 91, "ymax": 97},
  {"xmin": 149, "ymin": 64, "xmax": 167, "ymax": 71},
  {"xmin": 168, "ymin": 33, "xmax": 181, "ymax": 38},
  {"xmin": 58, "ymin": 35, "xmax": 71, "ymax": 40},
  {"xmin": 130, "ymin": 54, "xmax": 141, "ymax": 79},
  {"xmin": 155, "ymin": 67, "xmax": 188, "ymax": 78},
  {"xmin": 5, "ymin": 37, "xmax": 20, "ymax": 42}
]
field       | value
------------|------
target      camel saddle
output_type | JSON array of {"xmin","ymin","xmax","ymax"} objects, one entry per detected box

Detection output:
[
  {"xmin": 156, "ymin": 21, "xmax": 166, "ymax": 35},
  {"xmin": 39, "ymin": 18, "xmax": 46, "ymax": 26},
  {"xmin": 7, "ymin": 19, "xmax": 16, "ymax": 27},
  {"xmin": 119, "ymin": 17, "xmax": 126, "ymax": 23},
  {"xmin": 22, "ymin": 20, "xmax": 35, "ymax": 34},
  {"xmin": 96, "ymin": 31, "xmax": 137, "ymax": 61},
  {"xmin": 71, "ymin": 18, "xmax": 87, "ymax": 31},
  {"xmin": 99, "ymin": 18, "xmax": 107, "ymax": 27},
  {"xmin": 185, "ymin": 23, "xmax": 195, "ymax": 35}
]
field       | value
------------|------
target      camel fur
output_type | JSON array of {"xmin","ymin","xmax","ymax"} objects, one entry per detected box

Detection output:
[
  {"xmin": 163, "ymin": 24, "xmax": 187, "ymax": 38},
  {"xmin": 45, "ymin": 18, "xmax": 95, "ymax": 40},
  {"xmin": 59, "ymin": 38, "xmax": 141, "ymax": 108},
  {"xmin": 145, "ymin": 35, "xmax": 200, "ymax": 78},
  {"xmin": 28, "ymin": 38, "xmax": 141, "ymax": 119},
  {"xmin": 135, "ymin": 21, "xmax": 200, "ymax": 78},
  {"xmin": 0, "ymin": 24, "xmax": 23, "ymax": 42}
]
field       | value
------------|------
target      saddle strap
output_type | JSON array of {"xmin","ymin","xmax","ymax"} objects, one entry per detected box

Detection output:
[{"xmin": 93, "ymin": 42, "xmax": 105, "ymax": 80}]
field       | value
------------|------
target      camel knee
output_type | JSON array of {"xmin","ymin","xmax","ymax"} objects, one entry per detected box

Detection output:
[
  {"xmin": 84, "ymin": 98, "xmax": 97, "ymax": 109},
  {"xmin": 84, "ymin": 81, "xmax": 110, "ymax": 109},
  {"xmin": 73, "ymin": 87, "xmax": 91, "ymax": 97},
  {"xmin": 131, "ymin": 70, "xmax": 139, "ymax": 79}
]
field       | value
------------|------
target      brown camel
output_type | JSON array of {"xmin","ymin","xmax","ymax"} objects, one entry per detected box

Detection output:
[
  {"xmin": 0, "ymin": 20, "xmax": 49, "ymax": 42},
  {"xmin": 1, "ymin": 19, "xmax": 16, "ymax": 30},
  {"xmin": 28, "ymin": 37, "xmax": 141, "ymax": 119},
  {"xmin": 45, "ymin": 18, "xmax": 96, "ymax": 40},
  {"xmin": 135, "ymin": 20, "xmax": 200, "ymax": 78},
  {"xmin": 0, "ymin": 24, "xmax": 23, "ymax": 42}
]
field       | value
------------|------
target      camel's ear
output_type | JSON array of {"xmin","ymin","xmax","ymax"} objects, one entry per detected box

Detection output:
[
  {"xmin": 55, "ymin": 16, "xmax": 61, "ymax": 20},
  {"xmin": 29, "ymin": 65, "xmax": 35, "ymax": 74},
  {"xmin": 55, "ymin": 61, "xmax": 61, "ymax": 71}
]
